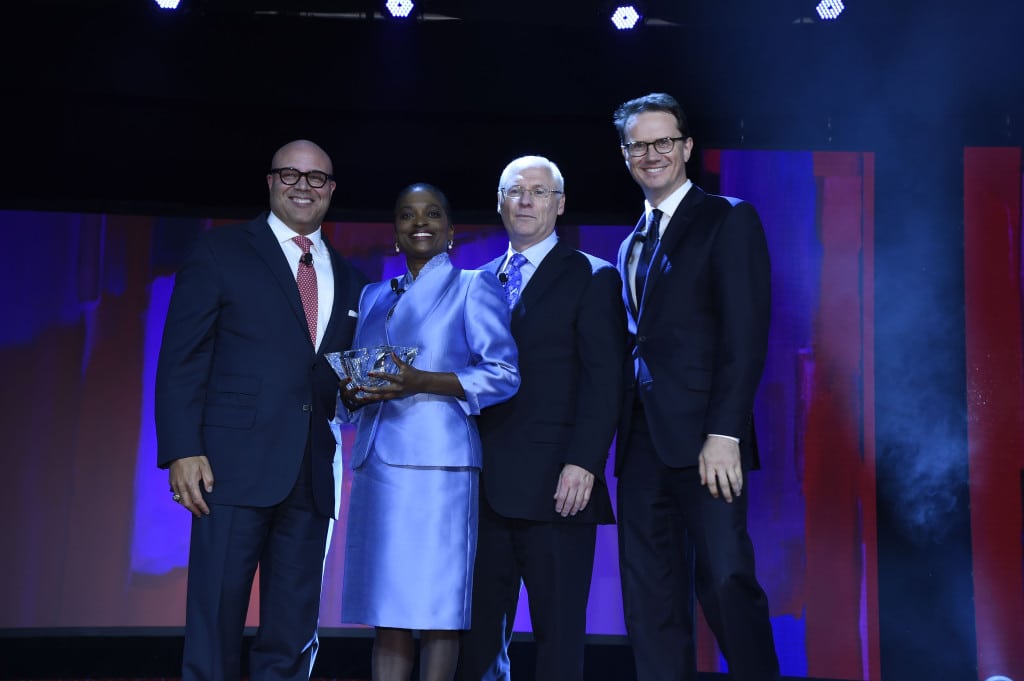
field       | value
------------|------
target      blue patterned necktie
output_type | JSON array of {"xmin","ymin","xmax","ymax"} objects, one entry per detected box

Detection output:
[
  {"xmin": 634, "ymin": 208, "xmax": 663, "ymax": 305},
  {"xmin": 504, "ymin": 253, "xmax": 528, "ymax": 308}
]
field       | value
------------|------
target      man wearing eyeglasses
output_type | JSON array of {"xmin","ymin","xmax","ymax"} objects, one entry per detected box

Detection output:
[
  {"xmin": 156, "ymin": 139, "xmax": 367, "ymax": 681},
  {"xmin": 456, "ymin": 156, "xmax": 625, "ymax": 681},
  {"xmin": 612, "ymin": 93, "xmax": 780, "ymax": 681}
]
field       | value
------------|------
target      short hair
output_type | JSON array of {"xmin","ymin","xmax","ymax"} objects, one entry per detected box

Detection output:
[
  {"xmin": 394, "ymin": 182, "xmax": 453, "ymax": 222},
  {"xmin": 497, "ymin": 155, "xmax": 565, "ymax": 193},
  {"xmin": 612, "ymin": 92, "xmax": 691, "ymax": 143}
]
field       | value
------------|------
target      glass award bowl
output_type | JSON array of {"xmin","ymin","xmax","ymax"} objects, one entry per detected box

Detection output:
[
  {"xmin": 324, "ymin": 351, "xmax": 349, "ymax": 381},
  {"xmin": 325, "ymin": 345, "xmax": 418, "ymax": 388}
]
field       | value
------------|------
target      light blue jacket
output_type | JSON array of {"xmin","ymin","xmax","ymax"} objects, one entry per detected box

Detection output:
[{"xmin": 347, "ymin": 254, "xmax": 519, "ymax": 469}]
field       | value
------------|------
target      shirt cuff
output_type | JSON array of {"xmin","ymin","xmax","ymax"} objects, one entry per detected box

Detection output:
[{"xmin": 708, "ymin": 433, "xmax": 740, "ymax": 443}]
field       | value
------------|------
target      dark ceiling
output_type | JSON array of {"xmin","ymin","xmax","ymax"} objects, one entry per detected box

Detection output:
[{"xmin": 2, "ymin": 0, "xmax": 1021, "ymax": 223}]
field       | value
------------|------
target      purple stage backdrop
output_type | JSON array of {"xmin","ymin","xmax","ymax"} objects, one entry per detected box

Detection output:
[{"xmin": 2, "ymin": 149, "xmax": 891, "ymax": 679}]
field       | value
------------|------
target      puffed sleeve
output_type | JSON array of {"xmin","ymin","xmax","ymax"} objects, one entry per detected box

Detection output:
[{"xmin": 452, "ymin": 270, "xmax": 520, "ymax": 415}]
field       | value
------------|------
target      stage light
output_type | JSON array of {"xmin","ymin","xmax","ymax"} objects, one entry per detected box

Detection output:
[
  {"xmin": 153, "ymin": 0, "xmax": 181, "ymax": 8},
  {"xmin": 385, "ymin": 0, "xmax": 415, "ymax": 18},
  {"xmin": 611, "ymin": 5, "xmax": 641, "ymax": 30},
  {"xmin": 815, "ymin": 0, "xmax": 844, "ymax": 20}
]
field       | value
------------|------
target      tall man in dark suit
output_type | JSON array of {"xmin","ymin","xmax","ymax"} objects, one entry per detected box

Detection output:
[
  {"xmin": 456, "ymin": 155, "xmax": 625, "ymax": 681},
  {"xmin": 156, "ymin": 139, "xmax": 367, "ymax": 681},
  {"xmin": 611, "ymin": 93, "xmax": 780, "ymax": 681}
]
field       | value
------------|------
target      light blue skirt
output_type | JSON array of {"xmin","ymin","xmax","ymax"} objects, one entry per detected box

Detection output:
[{"xmin": 341, "ymin": 447, "xmax": 478, "ymax": 630}]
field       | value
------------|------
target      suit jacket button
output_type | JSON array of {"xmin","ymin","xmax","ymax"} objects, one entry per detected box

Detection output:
[
  {"xmin": 302, "ymin": 404, "xmax": 312, "ymax": 412},
  {"xmin": 637, "ymin": 335, "xmax": 647, "ymax": 343}
]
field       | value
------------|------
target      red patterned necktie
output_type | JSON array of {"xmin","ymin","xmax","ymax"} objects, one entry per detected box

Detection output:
[{"xmin": 293, "ymin": 235, "xmax": 317, "ymax": 345}]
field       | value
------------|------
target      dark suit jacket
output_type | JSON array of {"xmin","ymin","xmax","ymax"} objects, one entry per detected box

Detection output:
[
  {"xmin": 155, "ymin": 213, "xmax": 366, "ymax": 518},
  {"xmin": 615, "ymin": 185, "xmax": 771, "ymax": 474},
  {"xmin": 478, "ymin": 240, "xmax": 625, "ymax": 524}
]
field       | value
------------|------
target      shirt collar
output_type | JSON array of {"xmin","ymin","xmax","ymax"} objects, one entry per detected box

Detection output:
[
  {"xmin": 504, "ymin": 231, "xmax": 559, "ymax": 270},
  {"xmin": 267, "ymin": 211, "xmax": 324, "ymax": 251},
  {"xmin": 644, "ymin": 179, "xmax": 692, "ymax": 234}
]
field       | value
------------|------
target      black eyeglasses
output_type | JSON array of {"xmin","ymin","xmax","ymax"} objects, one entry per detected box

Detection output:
[
  {"xmin": 270, "ymin": 167, "xmax": 334, "ymax": 188},
  {"xmin": 621, "ymin": 136, "xmax": 687, "ymax": 157}
]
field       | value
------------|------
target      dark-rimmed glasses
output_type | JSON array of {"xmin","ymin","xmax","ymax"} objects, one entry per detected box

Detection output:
[
  {"xmin": 622, "ymin": 136, "xmax": 687, "ymax": 157},
  {"xmin": 500, "ymin": 186, "xmax": 564, "ymax": 200},
  {"xmin": 270, "ymin": 167, "xmax": 334, "ymax": 188}
]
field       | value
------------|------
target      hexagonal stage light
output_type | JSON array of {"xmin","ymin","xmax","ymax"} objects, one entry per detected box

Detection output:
[
  {"xmin": 816, "ymin": 0, "xmax": 845, "ymax": 20},
  {"xmin": 386, "ymin": 0, "xmax": 415, "ymax": 18},
  {"xmin": 611, "ymin": 5, "xmax": 642, "ymax": 30}
]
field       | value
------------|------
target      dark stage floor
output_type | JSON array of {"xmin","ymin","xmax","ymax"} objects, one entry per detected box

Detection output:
[{"xmin": 0, "ymin": 632, "xmax": 851, "ymax": 681}]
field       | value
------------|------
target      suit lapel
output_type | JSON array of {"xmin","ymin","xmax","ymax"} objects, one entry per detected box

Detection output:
[
  {"xmin": 320, "ymin": 239, "xmax": 349, "ymax": 357},
  {"xmin": 483, "ymin": 254, "xmax": 505, "ymax": 280},
  {"xmin": 513, "ymin": 240, "xmax": 572, "ymax": 327},
  {"xmin": 484, "ymin": 252, "xmax": 523, "ymax": 323},
  {"xmin": 388, "ymin": 257, "xmax": 459, "ymax": 335},
  {"xmin": 639, "ymin": 186, "xmax": 706, "ymax": 316},
  {"xmin": 624, "ymin": 215, "xmax": 646, "ymax": 319},
  {"xmin": 246, "ymin": 216, "xmax": 311, "ymax": 347}
]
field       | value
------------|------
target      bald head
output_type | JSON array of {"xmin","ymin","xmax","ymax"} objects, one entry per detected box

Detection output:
[{"xmin": 271, "ymin": 139, "xmax": 333, "ymax": 174}]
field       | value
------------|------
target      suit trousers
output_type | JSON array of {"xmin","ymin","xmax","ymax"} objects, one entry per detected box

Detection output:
[
  {"xmin": 182, "ymin": 445, "xmax": 330, "ymax": 681},
  {"xmin": 617, "ymin": 405, "xmax": 779, "ymax": 681},
  {"xmin": 458, "ymin": 499, "xmax": 597, "ymax": 681}
]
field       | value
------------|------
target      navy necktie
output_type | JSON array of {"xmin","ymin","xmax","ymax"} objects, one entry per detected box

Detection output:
[{"xmin": 634, "ymin": 208, "xmax": 662, "ymax": 304}]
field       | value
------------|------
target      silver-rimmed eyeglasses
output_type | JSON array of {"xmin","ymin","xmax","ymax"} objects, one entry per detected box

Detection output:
[
  {"xmin": 501, "ymin": 186, "xmax": 564, "ymax": 201},
  {"xmin": 622, "ymin": 136, "xmax": 687, "ymax": 157},
  {"xmin": 270, "ymin": 167, "xmax": 334, "ymax": 188}
]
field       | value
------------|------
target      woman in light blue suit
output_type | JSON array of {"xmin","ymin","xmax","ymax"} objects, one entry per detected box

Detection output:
[{"xmin": 340, "ymin": 183, "xmax": 519, "ymax": 681}]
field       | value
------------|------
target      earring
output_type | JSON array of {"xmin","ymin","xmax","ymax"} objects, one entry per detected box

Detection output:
[
  {"xmin": 394, "ymin": 242, "xmax": 400, "ymax": 253},
  {"xmin": 447, "ymin": 239, "xmax": 454, "ymax": 250}
]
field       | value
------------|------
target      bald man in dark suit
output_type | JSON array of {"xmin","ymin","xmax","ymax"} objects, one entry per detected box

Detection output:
[{"xmin": 156, "ymin": 140, "xmax": 366, "ymax": 681}]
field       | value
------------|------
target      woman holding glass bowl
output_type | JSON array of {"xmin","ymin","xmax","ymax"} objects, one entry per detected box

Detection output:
[{"xmin": 338, "ymin": 182, "xmax": 519, "ymax": 681}]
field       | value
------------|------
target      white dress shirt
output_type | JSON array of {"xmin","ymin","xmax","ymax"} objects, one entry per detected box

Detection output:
[
  {"xmin": 627, "ymin": 179, "xmax": 692, "ymax": 308},
  {"xmin": 268, "ymin": 212, "xmax": 335, "ymax": 351}
]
